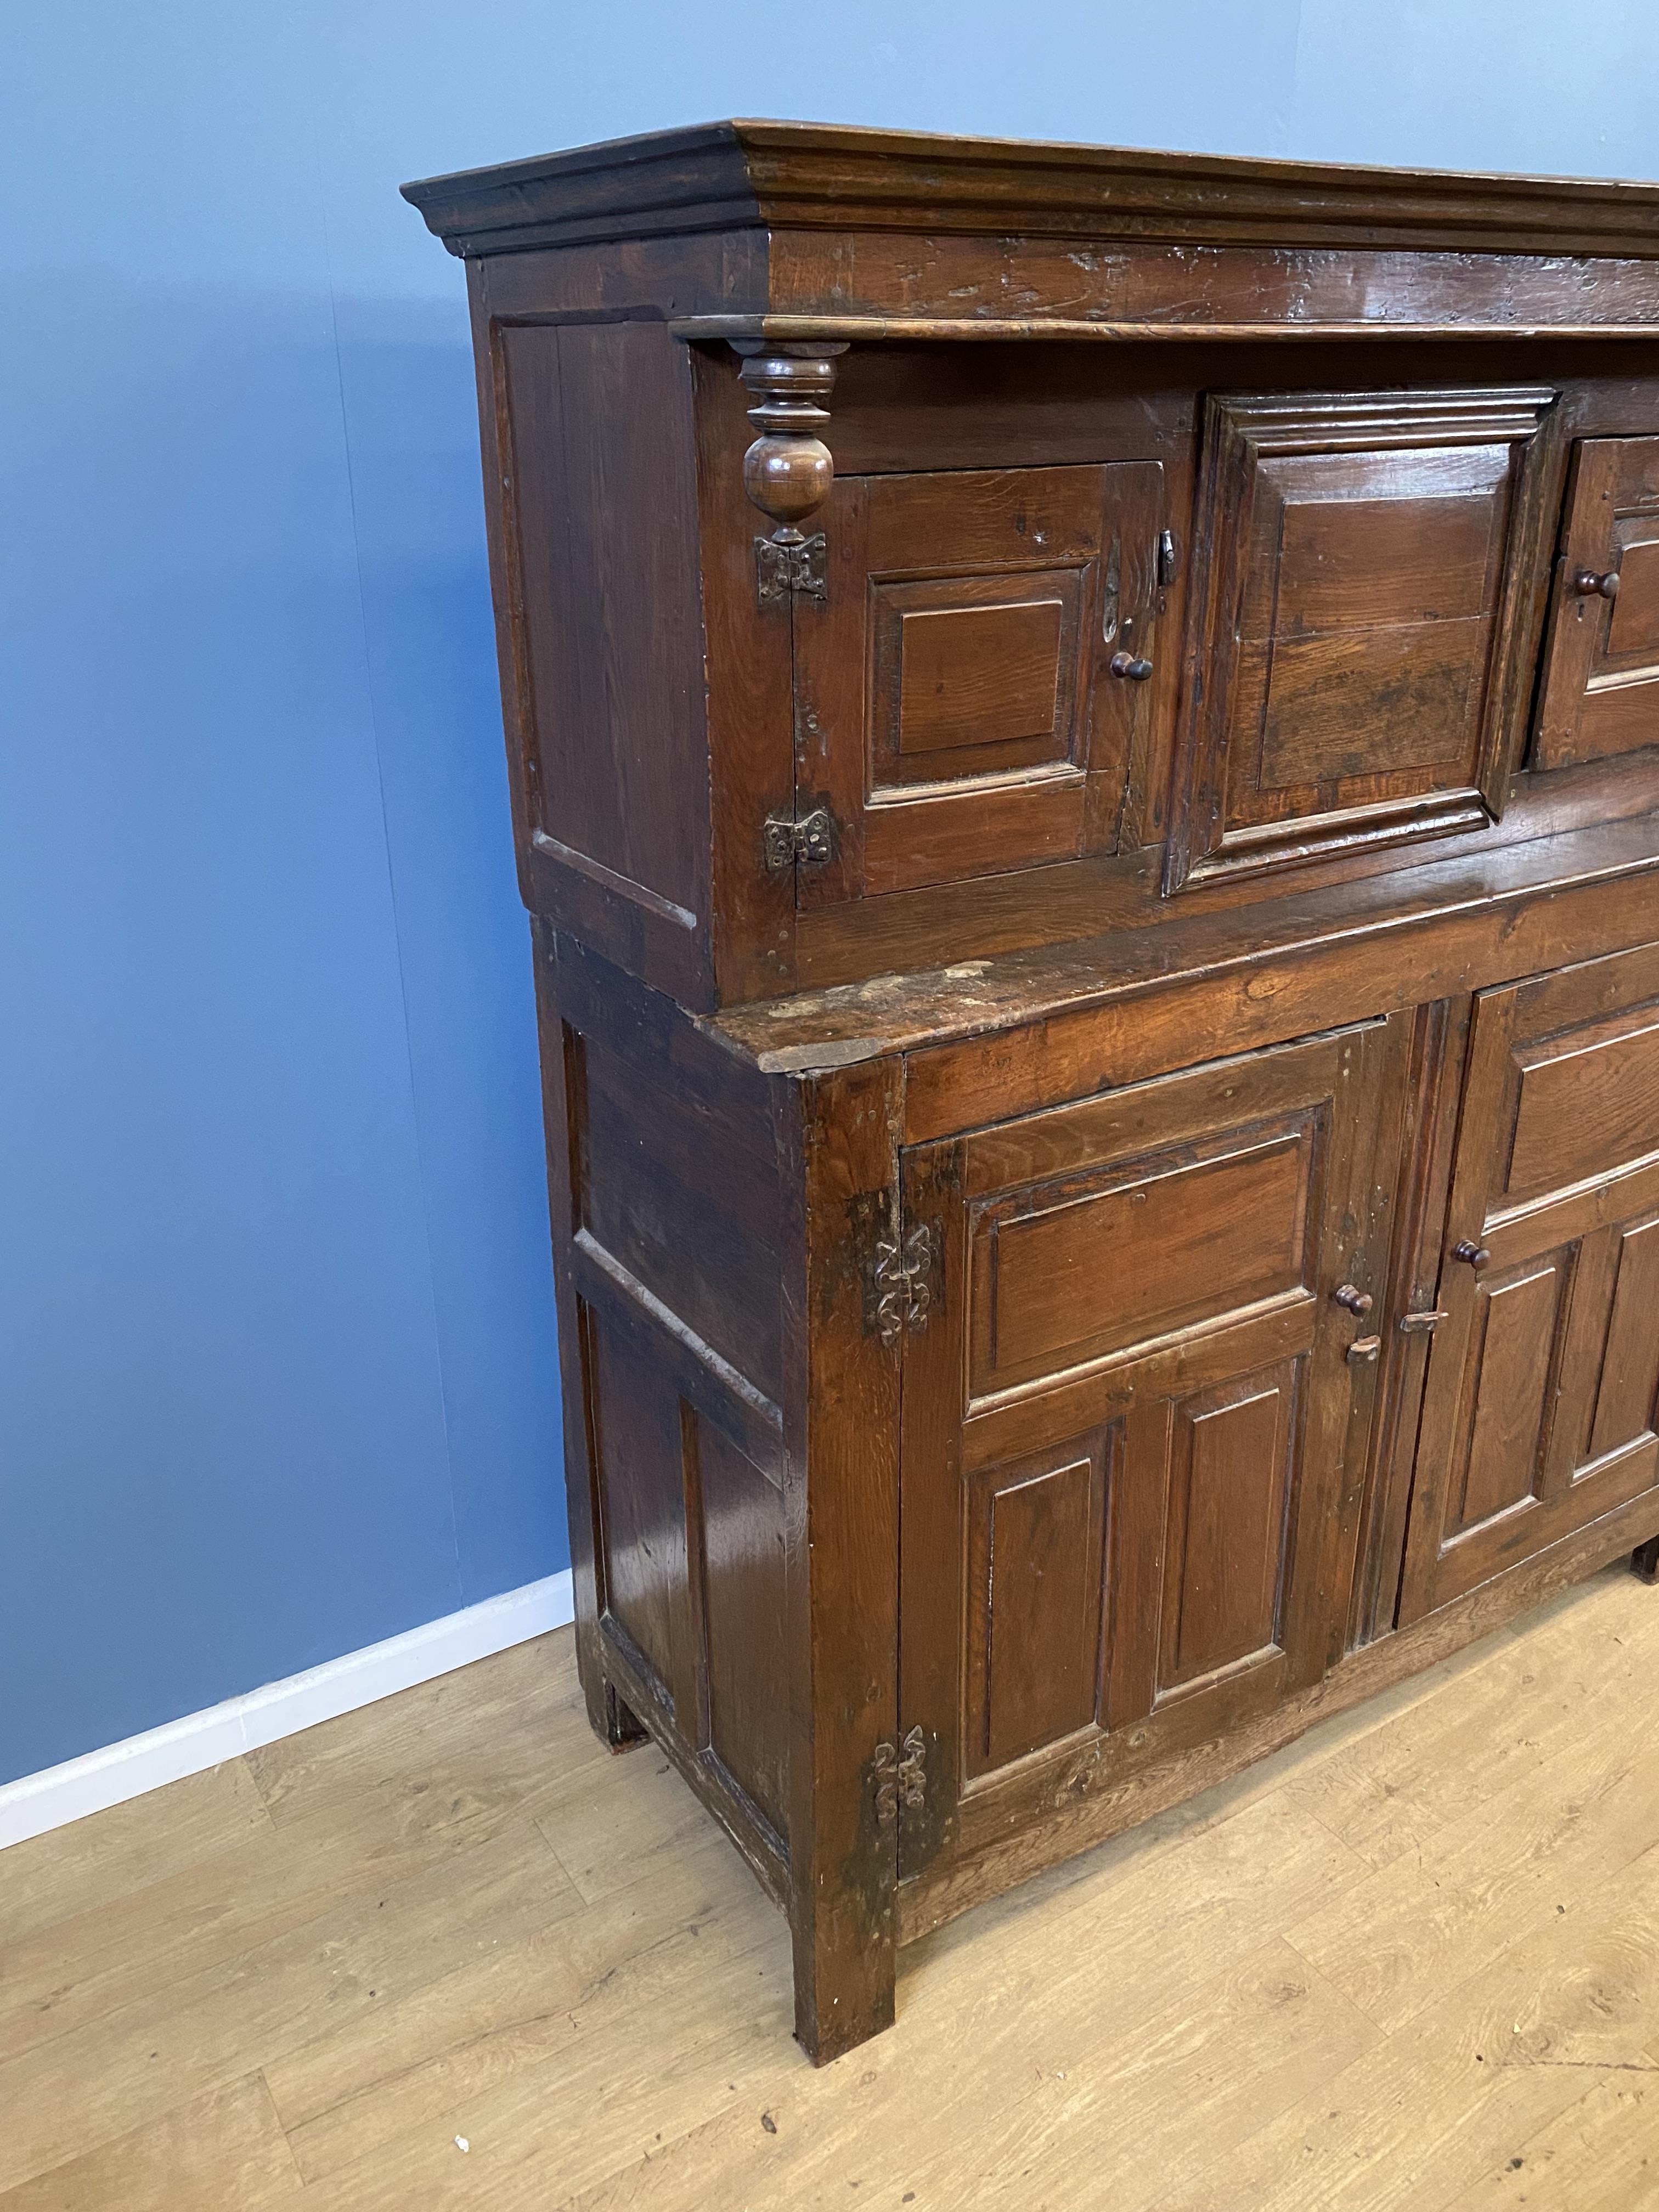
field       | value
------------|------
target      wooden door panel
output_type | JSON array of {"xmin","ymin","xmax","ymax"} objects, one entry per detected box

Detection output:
[
  {"xmin": 899, "ymin": 1018, "xmax": 1404, "ymax": 1882},
  {"xmin": 1505, "ymin": 1003, "xmax": 1659, "ymax": 1201},
  {"xmin": 1450, "ymin": 1254, "xmax": 1568, "ymax": 1537},
  {"xmin": 1167, "ymin": 387, "xmax": 1557, "ymax": 891},
  {"xmin": 962, "ymin": 1431, "xmax": 1112, "ymax": 1780},
  {"xmin": 1249, "ymin": 620, "xmax": 1491, "ymax": 789},
  {"xmin": 1400, "ymin": 941, "xmax": 1659, "ymax": 1620},
  {"xmin": 794, "ymin": 460, "xmax": 1165, "ymax": 904},
  {"xmin": 1157, "ymin": 1358, "xmax": 1299, "ymax": 1697},
  {"xmin": 1589, "ymin": 1217, "xmax": 1659, "ymax": 1458},
  {"xmin": 1609, "ymin": 540, "xmax": 1659, "ymax": 658},
  {"xmin": 879, "ymin": 581, "xmax": 1074, "ymax": 777},
  {"xmin": 968, "ymin": 1113, "xmax": 1318, "ymax": 1401},
  {"xmin": 961, "ymin": 1293, "xmax": 1313, "ymax": 1490},
  {"xmin": 1534, "ymin": 437, "xmax": 1659, "ymax": 771}
]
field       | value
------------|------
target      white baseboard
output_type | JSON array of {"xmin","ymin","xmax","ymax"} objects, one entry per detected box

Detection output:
[{"xmin": 0, "ymin": 1569, "xmax": 575, "ymax": 1853}]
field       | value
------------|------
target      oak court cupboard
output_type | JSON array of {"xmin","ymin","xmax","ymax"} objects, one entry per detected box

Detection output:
[{"xmin": 404, "ymin": 122, "xmax": 1659, "ymax": 2062}]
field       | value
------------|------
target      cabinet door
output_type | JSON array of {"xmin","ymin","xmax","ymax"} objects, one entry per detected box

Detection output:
[
  {"xmin": 897, "ymin": 1020, "xmax": 1403, "ymax": 1886},
  {"xmin": 792, "ymin": 461, "xmax": 1165, "ymax": 904},
  {"xmin": 1533, "ymin": 438, "xmax": 1659, "ymax": 771},
  {"xmin": 1399, "ymin": 941, "xmax": 1659, "ymax": 1622},
  {"xmin": 1166, "ymin": 387, "xmax": 1557, "ymax": 891}
]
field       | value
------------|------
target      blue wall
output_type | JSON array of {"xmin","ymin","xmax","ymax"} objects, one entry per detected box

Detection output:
[{"xmin": 3, "ymin": 3, "xmax": 1656, "ymax": 1787}]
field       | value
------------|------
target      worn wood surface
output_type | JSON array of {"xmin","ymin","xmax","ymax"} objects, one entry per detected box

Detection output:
[
  {"xmin": 896, "ymin": 1020, "xmax": 1401, "ymax": 1899},
  {"xmin": 1400, "ymin": 940, "xmax": 1659, "ymax": 1620},
  {"xmin": 416, "ymin": 121, "xmax": 1659, "ymax": 2070},
  {"xmin": 403, "ymin": 119, "xmax": 1659, "ymax": 268},
  {"xmin": 1164, "ymin": 387, "xmax": 1559, "ymax": 892},
  {"xmin": 1535, "ymin": 436, "xmax": 1659, "ymax": 771},
  {"xmin": 7, "ymin": 1565, "xmax": 1659, "ymax": 2207}
]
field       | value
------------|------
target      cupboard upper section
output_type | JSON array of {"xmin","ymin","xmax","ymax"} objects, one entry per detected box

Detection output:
[{"xmin": 406, "ymin": 124, "xmax": 1659, "ymax": 1012}]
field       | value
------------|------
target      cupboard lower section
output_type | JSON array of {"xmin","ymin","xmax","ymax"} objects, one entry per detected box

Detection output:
[
  {"xmin": 545, "ymin": 924, "xmax": 1659, "ymax": 2063},
  {"xmin": 894, "ymin": 1487, "xmax": 1659, "ymax": 1945}
]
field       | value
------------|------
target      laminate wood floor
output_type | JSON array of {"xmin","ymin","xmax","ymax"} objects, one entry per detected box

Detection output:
[{"xmin": 6, "ymin": 1562, "xmax": 1659, "ymax": 2209}]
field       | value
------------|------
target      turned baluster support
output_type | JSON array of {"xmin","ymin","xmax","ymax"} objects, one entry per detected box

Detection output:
[{"xmin": 732, "ymin": 341, "xmax": 849, "ymax": 546}]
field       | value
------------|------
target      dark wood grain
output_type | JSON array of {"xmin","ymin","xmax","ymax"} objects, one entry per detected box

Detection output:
[
  {"xmin": 776, "ymin": 1054, "xmax": 904, "ymax": 2062},
  {"xmin": 1165, "ymin": 387, "xmax": 1559, "ymax": 893},
  {"xmin": 428, "ymin": 123, "xmax": 1659, "ymax": 2063},
  {"xmin": 1535, "ymin": 436, "xmax": 1659, "ymax": 771},
  {"xmin": 1347, "ymin": 995, "xmax": 1471, "ymax": 1649},
  {"xmin": 899, "ymin": 1479, "xmax": 1659, "ymax": 1944},
  {"xmin": 964, "ymin": 1437, "xmax": 1109, "ymax": 1776},
  {"xmin": 404, "ymin": 119, "xmax": 1659, "ymax": 266},
  {"xmin": 895, "ymin": 1022, "xmax": 1400, "ymax": 1893},
  {"xmin": 792, "ymin": 461, "xmax": 1163, "ymax": 904},
  {"xmin": 1400, "ymin": 941, "xmax": 1659, "ymax": 1621}
]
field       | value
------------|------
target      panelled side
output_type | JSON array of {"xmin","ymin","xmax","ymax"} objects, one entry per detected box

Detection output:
[
  {"xmin": 542, "ymin": 934, "xmax": 791, "ymax": 1888},
  {"xmin": 482, "ymin": 289, "xmax": 715, "ymax": 1005}
]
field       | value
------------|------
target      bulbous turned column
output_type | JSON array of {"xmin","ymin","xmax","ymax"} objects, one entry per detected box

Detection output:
[{"xmin": 733, "ymin": 342, "xmax": 848, "ymax": 544}]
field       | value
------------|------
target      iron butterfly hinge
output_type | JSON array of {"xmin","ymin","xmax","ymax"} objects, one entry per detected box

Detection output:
[
  {"xmin": 874, "ymin": 1725, "xmax": 927, "ymax": 1823},
  {"xmin": 754, "ymin": 531, "xmax": 828, "ymax": 607},
  {"xmin": 872, "ymin": 1222, "xmax": 935, "ymax": 1347},
  {"xmin": 761, "ymin": 804, "xmax": 836, "ymax": 874}
]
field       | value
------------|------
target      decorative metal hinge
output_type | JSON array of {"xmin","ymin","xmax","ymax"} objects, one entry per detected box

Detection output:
[
  {"xmin": 762, "ymin": 805, "xmax": 836, "ymax": 874},
  {"xmin": 874, "ymin": 1725, "xmax": 927, "ymax": 1823},
  {"xmin": 755, "ymin": 531, "xmax": 827, "ymax": 607},
  {"xmin": 872, "ymin": 1223, "xmax": 934, "ymax": 1347}
]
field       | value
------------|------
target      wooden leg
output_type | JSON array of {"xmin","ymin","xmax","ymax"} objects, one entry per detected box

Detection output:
[
  {"xmin": 780, "ymin": 1059, "xmax": 903, "ymax": 2065},
  {"xmin": 789, "ymin": 1816, "xmax": 898, "ymax": 2064},
  {"xmin": 1632, "ymin": 1536, "xmax": 1659, "ymax": 1584},
  {"xmin": 602, "ymin": 1685, "xmax": 650, "ymax": 1751}
]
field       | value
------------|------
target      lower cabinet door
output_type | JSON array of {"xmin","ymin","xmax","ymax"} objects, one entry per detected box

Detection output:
[
  {"xmin": 896, "ymin": 1017, "xmax": 1405, "ymax": 1886},
  {"xmin": 1398, "ymin": 940, "xmax": 1659, "ymax": 1623}
]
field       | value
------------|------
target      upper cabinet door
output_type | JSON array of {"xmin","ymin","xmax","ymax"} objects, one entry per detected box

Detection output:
[
  {"xmin": 1398, "ymin": 940, "xmax": 1659, "ymax": 1624},
  {"xmin": 1533, "ymin": 437, "xmax": 1659, "ymax": 771},
  {"xmin": 1166, "ymin": 387, "xmax": 1559, "ymax": 893},
  {"xmin": 791, "ymin": 462, "xmax": 1166, "ymax": 905}
]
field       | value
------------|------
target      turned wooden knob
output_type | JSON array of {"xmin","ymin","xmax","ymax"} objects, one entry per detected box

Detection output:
[
  {"xmin": 1333, "ymin": 1283, "xmax": 1374, "ymax": 1316},
  {"xmin": 1452, "ymin": 1239, "xmax": 1491, "ymax": 1269},
  {"xmin": 1573, "ymin": 566, "xmax": 1621, "ymax": 600},
  {"xmin": 1110, "ymin": 652, "xmax": 1154, "ymax": 681}
]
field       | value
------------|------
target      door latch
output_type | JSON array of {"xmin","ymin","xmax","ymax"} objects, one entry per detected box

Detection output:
[{"xmin": 1398, "ymin": 1308, "xmax": 1451, "ymax": 1335}]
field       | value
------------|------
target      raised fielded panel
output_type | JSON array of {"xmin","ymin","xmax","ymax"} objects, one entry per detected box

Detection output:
[
  {"xmin": 1400, "ymin": 939, "xmax": 1659, "ymax": 1621},
  {"xmin": 1167, "ymin": 387, "xmax": 1559, "ymax": 891},
  {"xmin": 967, "ymin": 1113, "xmax": 1318, "ymax": 1400},
  {"xmin": 1158, "ymin": 1360, "xmax": 1298, "ymax": 1691},
  {"xmin": 898, "ymin": 1020, "xmax": 1405, "ymax": 1889},
  {"xmin": 1534, "ymin": 438, "xmax": 1659, "ymax": 770},
  {"xmin": 793, "ymin": 462, "xmax": 1166, "ymax": 901},
  {"xmin": 962, "ymin": 1436, "xmax": 1111, "ymax": 1779}
]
